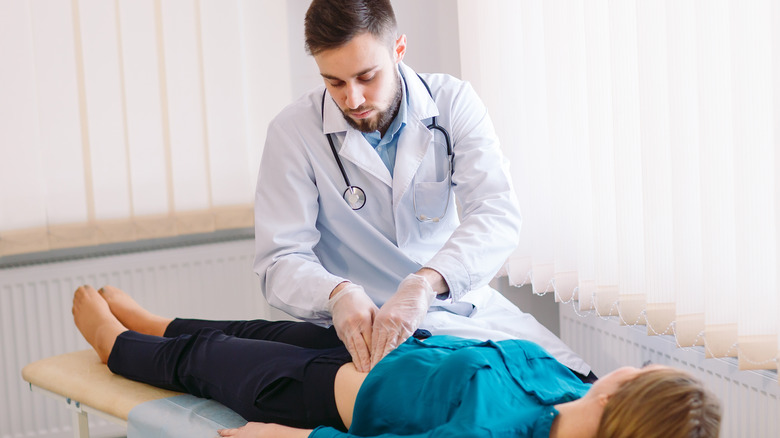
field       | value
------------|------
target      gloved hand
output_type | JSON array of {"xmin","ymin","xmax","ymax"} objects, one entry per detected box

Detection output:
[
  {"xmin": 328, "ymin": 283, "xmax": 379, "ymax": 372},
  {"xmin": 370, "ymin": 274, "xmax": 436, "ymax": 368}
]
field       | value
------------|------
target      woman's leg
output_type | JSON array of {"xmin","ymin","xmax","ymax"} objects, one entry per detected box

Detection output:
[
  {"xmin": 72, "ymin": 285, "xmax": 128, "ymax": 362},
  {"xmin": 164, "ymin": 319, "xmax": 343, "ymax": 349},
  {"xmin": 76, "ymin": 286, "xmax": 349, "ymax": 429},
  {"xmin": 100, "ymin": 285, "xmax": 343, "ymax": 349},
  {"xmin": 108, "ymin": 329, "xmax": 350, "ymax": 429},
  {"xmin": 97, "ymin": 285, "xmax": 172, "ymax": 336}
]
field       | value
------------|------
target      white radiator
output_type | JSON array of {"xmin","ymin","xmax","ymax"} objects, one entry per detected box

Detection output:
[
  {"xmin": 0, "ymin": 238, "xmax": 288, "ymax": 438},
  {"xmin": 560, "ymin": 303, "xmax": 780, "ymax": 438}
]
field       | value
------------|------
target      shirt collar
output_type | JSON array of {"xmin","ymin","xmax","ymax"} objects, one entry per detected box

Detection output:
[{"xmin": 363, "ymin": 67, "xmax": 408, "ymax": 146}]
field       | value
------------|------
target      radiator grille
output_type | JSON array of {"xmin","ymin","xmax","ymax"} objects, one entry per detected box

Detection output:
[{"xmin": 560, "ymin": 304, "xmax": 780, "ymax": 438}]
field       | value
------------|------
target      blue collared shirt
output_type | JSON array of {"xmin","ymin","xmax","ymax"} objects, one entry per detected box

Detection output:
[{"xmin": 361, "ymin": 76, "xmax": 408, "ymax": 176}]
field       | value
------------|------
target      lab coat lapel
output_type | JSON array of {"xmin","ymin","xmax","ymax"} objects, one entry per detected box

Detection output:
[
  {"xmin": 341, "ymin": 131, "xmax": 392, "ymax": 186},
  {"xmin": 322, "ymin": 90, "xmax": 392, "ymax": 187},
  {"xmin": 393, "ymin": 121, "xmax": 432, "ymax": 208},
  {"xmin": 392, "ymin": 64, "xmax": 440, "ymax": 209}
]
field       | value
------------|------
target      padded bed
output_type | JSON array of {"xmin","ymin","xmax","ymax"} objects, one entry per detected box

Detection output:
[{"xmin": 22, "ymin": 349, "xmax": 246, "ymax": 437}]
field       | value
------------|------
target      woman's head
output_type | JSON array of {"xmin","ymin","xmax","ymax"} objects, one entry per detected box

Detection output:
[{"xmin": 595, "ymin": 366, "xmax": 721, "ymax": 438}]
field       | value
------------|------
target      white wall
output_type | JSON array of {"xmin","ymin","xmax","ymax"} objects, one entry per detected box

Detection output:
[{"xmin": 496, "ymin": 280, "xmax": 561, "ymax": 336}]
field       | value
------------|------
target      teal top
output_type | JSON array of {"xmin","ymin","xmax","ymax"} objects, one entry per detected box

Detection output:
[{"xmin": 310, "ymin": 336, "xmax": 590, "ymax": 438}]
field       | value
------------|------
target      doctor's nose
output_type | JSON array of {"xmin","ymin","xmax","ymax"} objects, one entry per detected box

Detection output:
[{"xmin": 344, "ymin": 84, "xmax": 365, "ymax": 109}]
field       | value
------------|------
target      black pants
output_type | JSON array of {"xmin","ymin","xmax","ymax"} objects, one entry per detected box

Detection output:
[{"xmin": 106, "ymin": 318, "xmax": 351, "ymax": 430}]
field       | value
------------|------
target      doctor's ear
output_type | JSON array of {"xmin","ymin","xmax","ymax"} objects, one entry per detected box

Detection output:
[{"xmin": 393, "ymin": 34, "xmax": 407, "ymax": 63}]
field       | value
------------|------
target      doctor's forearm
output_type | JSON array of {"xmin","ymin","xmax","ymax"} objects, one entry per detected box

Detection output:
[
  {"xmin": 330, "ymin": 271, "xmax": 448, "ymax": 298},
  {"xmin": 415, "ymin": 267, "xmax": 449, "ymax": 295},
  {"xmin": 330, "ymin": 281, "xmax": 351, "ymax": 299}
]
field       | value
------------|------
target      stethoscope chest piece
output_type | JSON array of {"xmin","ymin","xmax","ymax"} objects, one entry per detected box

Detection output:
[{"xmin": 343, "ymin": 186, "xmax": 366, "ymax": 210}]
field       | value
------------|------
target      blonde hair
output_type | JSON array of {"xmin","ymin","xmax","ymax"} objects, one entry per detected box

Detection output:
[{"xmin": 597, "ymin": 368, "xmax": 721, "ymax": 438}]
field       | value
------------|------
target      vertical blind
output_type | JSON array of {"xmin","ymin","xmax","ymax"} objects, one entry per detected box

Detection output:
[
  {"xmin": 458, "ymin": 0, "xmax": 779, "ymax": 378},
  {"xmin": 0, "ymin": 0, "xmax": 293, "ymax": 256}
]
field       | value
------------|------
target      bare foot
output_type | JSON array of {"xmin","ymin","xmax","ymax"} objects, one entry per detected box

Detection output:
[
  {"xmin": 98, "ymin": 285, "xmax": 172, "ymax": 337},
  {"xmin": 72, "ymin": 285, "xmax": 127, "ymax": 363}
]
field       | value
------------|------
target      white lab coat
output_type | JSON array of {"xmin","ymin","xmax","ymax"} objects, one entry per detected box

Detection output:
[{"xmin": 254, "ymin": 63, "xmax": 589, "ymax": 374}]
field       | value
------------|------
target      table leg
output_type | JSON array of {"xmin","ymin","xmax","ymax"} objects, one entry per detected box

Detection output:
[{"xmin": 71, "ymin": 410, "xmax": 90, "ymax": 438}]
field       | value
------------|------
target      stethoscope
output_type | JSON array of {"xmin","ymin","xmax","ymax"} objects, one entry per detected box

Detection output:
[{"xmin": 322, "ymin": 74, "xmax": 453, "ymax": 222}]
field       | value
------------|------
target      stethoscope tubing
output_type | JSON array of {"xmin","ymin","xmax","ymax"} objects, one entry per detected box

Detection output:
[{"xmin": 322, "ymin": 74, "xmax": 453, "ymax": 215}]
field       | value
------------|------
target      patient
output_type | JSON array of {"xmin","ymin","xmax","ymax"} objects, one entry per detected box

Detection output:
[{"xmin": 72, "ymin": 285, "xmax": 721, "ymax": 438}]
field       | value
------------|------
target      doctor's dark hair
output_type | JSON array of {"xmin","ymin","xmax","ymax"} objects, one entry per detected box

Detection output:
[{"xmin": 304, "ymin": 0, "xmax": 397, "ymax": 55}]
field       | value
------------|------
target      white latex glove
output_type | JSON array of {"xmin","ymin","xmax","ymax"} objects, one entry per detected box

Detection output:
[
  {"xmin": 328, "ymin": 283, "xmax": 378, "ymax": 372},
  {"xmin": 370, "ymin": 274, "xmax": 436, "ymax": 368}
]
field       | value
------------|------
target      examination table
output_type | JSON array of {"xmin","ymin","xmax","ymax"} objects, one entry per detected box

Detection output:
[{"xmin": 22, "ymin": 349, "xmax": 246, "ymax": 437}]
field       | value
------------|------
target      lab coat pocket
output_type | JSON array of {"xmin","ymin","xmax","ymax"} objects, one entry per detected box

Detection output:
[{"xmin": 413, "ymin": 179, "xmax": 456, "ymax": 238}]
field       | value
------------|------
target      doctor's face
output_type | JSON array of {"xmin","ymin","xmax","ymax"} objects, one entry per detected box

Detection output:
[{"xmin": 314, "ymin": 32, "xmax": 406, "ymax": 135}]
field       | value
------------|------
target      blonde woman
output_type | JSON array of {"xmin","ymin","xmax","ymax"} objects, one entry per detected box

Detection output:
[{"xmin": 73, "ymin": 285, "xmax": 720, "ymax": 438}]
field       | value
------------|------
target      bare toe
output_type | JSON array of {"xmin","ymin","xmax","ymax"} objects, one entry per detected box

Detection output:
[
  {"xmin": 73, "ymin": 285, "xmax": 126, "ymax": 363},
  {"xmin": 98, "ymin": 285, "xmax": 172, "ymax": 336}
]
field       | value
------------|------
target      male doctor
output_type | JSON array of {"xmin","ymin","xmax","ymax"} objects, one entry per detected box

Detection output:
[{"xmin": 254, "ymin": 0, "xmax": 591, "ymax": 379}]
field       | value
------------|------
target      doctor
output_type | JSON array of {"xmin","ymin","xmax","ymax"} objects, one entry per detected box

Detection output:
[{"xmin": 254, "ymin": 0, "xmax": 590, "ymax": 378}]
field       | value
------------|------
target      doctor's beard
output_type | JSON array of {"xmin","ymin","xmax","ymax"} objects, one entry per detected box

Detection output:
[{"xmin": 341, "ymin": 73, "xmax": 403, "ymax": 135}]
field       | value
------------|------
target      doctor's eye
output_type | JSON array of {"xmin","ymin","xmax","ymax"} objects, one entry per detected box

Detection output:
[
  {"xmin": 327, "ymin": 79, "xmax": 345, "ymax": 87},
  {"xmin": 358, "ymin": 74, "xmax": 376, "ymax": 83}
]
